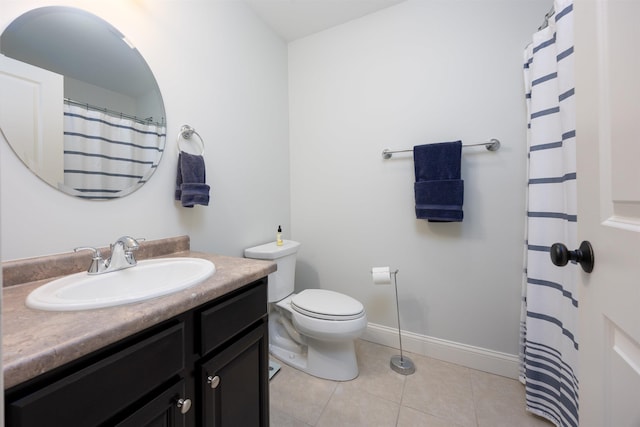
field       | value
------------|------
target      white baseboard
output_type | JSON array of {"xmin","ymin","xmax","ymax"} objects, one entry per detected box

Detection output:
[{"xmin": 362, "ymin": 323, "xmax": 520, "ymax": 379}]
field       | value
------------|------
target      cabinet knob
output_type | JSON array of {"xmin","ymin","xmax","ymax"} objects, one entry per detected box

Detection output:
[
  {"xmin": 207, "ymin": 375, "xmax": 220, "ymax": 389},
  {"xmin": 176, "ymin": 398, "xmax": 192, "ymax": 414}
]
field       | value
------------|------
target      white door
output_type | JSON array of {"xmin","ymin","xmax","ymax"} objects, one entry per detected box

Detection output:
[
  {"xmin": 575, "ymin": 1, "xmax": 640, "ymax": 425},
  {"xmin": 0, "ymin": 55, "xmax": 64, "ymax": 186}
]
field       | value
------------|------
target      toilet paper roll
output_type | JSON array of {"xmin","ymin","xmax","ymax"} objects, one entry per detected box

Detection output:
[{"xmin": 371, "ymin": 266, "xmax": 392, "ymax": 285}]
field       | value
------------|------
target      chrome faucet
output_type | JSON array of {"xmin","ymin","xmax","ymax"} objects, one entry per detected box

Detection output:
[{"xmin": 75, "ymin": 236, "xmax": 143, "ymax": 275}]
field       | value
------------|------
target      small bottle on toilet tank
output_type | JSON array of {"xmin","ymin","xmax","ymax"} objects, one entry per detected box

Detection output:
[{"xmin": 277, "ymin": 225, "xmax": 283, "ymax": 246}]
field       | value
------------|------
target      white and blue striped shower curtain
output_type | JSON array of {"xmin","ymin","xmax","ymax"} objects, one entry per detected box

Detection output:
[
  {"xmin": 63, "ymin": 103, "xmax": 166, "ymax": 199},
  {"xmin": 520, "ymin": 1, "xmax": 578, "ymax": 426}
]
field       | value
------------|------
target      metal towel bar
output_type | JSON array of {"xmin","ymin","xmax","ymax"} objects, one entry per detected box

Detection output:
[{"xmin": 382, "ymin": 138, "xmax": 500, "ymax": 159}]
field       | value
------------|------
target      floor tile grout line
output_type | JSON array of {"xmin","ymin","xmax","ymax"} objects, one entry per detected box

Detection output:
[
  {"xmin": 310, "ymin": 378, "xmax": 339, "ymax": 426},
  {"xmin": 392, "ymin": 369, "xmax": 408, "ymax": 426},
  {"xmin": 467, "ymin": 368, "xmax": 481, "ymax": 427}
]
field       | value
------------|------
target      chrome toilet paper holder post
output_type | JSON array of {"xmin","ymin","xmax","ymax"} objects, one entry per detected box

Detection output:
[
  {"xmin": 390, "ymin": 269, "xmax": 415, "ymax": 375},
  {"xmin": 372, "ymin": 268, "xmax": 415, "ymax": 375}
]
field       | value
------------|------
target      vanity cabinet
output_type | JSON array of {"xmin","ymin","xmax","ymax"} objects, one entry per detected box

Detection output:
[{"xmin": 4, "ymin": 278, "xmax": 269, "ymax": 427}]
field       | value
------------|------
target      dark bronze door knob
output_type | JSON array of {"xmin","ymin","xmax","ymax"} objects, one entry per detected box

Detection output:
[{"xmin": 550, "ymin": 241, "xmax": 594, "ymax": 273}]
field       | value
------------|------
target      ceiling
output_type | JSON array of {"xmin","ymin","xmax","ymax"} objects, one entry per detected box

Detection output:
[{"xmin": 245, "ymin": 0, "xmax": 407, "ymax": 42}]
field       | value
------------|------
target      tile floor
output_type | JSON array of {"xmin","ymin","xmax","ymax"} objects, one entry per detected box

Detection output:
[{"xmin": 269, "ymin": 339, "xmax": 553, "ymax": 427}]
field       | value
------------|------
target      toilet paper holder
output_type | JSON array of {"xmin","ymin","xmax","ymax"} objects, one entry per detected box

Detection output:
[{"xmin": 371, "ymin": 267, "xmax": 415, "ymax": 375}]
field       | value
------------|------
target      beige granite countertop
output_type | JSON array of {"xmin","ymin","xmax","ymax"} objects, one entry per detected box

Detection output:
[{"xmin": 2, "ymin": 237, "xmax": 275, "ymax": 389}]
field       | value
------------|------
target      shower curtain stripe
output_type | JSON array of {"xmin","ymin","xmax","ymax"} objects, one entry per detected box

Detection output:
[
  {"xmin": 527, "ymin": 278, "xmax": 578, "ymax": 306},
  {"xmin": 520, "ymin": 1, "xmax": 578, "ymax": 426},
  {"xmin": 529, "ymin": 173, "xmax": 576, "ymax": 183},
  {"xmin": 530, "ymin": 142, "xmax": 562, "ymax": 151}
]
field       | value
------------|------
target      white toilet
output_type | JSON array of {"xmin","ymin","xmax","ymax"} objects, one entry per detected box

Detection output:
[{"xmin": 244, "ymin": 240, "xmax": 367, "ymax": 381}]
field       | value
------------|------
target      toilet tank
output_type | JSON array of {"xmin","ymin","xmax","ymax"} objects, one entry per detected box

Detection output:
[{"xmin": 244, "ymin": 240, "xmax": 301, "ymax": 302}]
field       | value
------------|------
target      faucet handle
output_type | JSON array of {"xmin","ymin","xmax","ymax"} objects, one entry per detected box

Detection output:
[
  {"xmin": 74, "ymin": 247, "xmax": 104, "ymax": 274},
  {"xmin": 74, "ymin": 246, "xmax": 102, "ymax": 258},
  {"xmin": 130, "ymin": 237, "xmax": 145, "ymax": 250}
]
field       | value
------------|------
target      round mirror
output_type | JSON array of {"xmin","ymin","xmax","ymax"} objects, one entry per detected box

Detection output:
[{"xmin": 0, "ymin": 7, "xmax": 166, "ymax": 199}]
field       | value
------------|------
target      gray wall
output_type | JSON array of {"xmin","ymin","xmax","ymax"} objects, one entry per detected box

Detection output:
[{"xmin": 288, "ymin": 0, "xmax": 549, "ymax": 355}]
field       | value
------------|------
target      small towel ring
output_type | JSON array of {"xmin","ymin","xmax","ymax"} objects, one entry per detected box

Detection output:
[{"xmin": 177, "ymin": 125, "xmax": 204, "ymax": 156}]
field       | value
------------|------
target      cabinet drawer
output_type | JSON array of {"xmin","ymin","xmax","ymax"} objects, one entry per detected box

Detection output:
[
  {"xmin": 7, "ymin": 323, "xmax": 184, "ymax": 427},
  {"xmin": 200, "ymin": 280, "xmax": 267, "ymax": 355}
]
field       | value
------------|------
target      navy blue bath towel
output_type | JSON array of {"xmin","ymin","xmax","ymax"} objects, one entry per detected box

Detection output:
[
  {"xmin": 413, "ymin": 141, "xmax": 464, "ymax": 222},
  {"xmin": 175, "ymin": 151, "xmax": 210, "ymax": 208}
]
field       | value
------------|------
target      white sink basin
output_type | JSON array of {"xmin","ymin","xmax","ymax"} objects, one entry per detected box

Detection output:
[{"xmin": 26, "ymin": 257, "xmax": 215, "ymax": 311}]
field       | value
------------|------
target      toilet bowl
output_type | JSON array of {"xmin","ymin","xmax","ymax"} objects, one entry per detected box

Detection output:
[{"xmin": 244, "ymin": 240, "xmax": 367, "ymax": 381}]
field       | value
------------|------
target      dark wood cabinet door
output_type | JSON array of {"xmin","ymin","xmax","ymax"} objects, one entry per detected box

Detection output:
[{"xmin": 200, "ymin": 322, "xmax": 269, "ymax": 427}]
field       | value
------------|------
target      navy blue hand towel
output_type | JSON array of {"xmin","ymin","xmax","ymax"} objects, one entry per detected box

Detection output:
[
  {"xmin": 175, "ymin": 151, "xmax": 210, "ymax": 208},
  {"xmin": 413, "ymin": 141, "xmax": 464, "ymax": 222},
  {"xmin": 414, "ymin": 180, "xmax": 464, "ymax": 222}
]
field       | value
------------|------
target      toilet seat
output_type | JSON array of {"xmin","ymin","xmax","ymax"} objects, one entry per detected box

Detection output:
[{"xmin": 291, "ymin": 289, "xmax": 364, "ymax": 321}]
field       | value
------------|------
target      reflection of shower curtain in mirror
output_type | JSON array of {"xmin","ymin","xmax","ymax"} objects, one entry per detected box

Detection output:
[
  {"xmin": 520, "ymin": 1, "xmax": 578, "ymax": 426},
  {"xmin": 63, "ymin": 104, "xmax": 165, "ymax": 199}
]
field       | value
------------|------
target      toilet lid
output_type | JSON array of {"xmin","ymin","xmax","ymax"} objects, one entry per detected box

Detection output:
[{"xmin": 291, "ymin": 289, "xmax": 364, "ymax": 321}]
